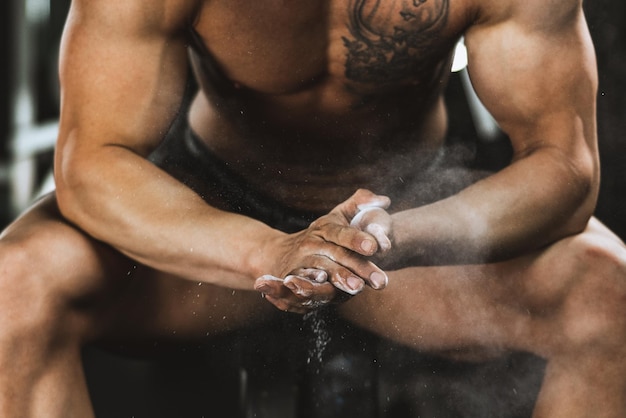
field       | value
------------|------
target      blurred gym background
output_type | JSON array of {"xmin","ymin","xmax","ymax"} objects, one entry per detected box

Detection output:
[{"xmin": 0, "ymin": 0, "xmax": 624, "ymax": 417}]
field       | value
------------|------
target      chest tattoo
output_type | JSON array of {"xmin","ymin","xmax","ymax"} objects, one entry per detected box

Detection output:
[{"xmin": 342, "ymin": 0, "xmax": 449, "ymax": 84}]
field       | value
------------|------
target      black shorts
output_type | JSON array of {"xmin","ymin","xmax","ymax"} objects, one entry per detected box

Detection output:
[{"xmin": 149, "ymin": 125, "xmax": 322, "ymax": 233}]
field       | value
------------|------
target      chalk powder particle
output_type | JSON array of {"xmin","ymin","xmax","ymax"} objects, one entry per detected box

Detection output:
[{"xmin": 304, "ymin": 310, "xmax": 330, "ymax": 368}]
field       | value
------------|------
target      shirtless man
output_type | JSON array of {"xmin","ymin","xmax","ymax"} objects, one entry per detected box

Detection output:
[{"xmin": 1, "ymin": 0, "xmax": 625, "ymax": 416}]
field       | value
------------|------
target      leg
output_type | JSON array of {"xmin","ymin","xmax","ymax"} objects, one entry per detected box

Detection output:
[
  {"xmin": 0, "ymin": 194, "xmax": 276, "ymax": 417},
  {"xmin": 339, "ymin": 218, "xmax": 626, "ymax": 417},
  {"xmin": 0, "ymin": 195, "xmax": 129, "ymax": 418}
]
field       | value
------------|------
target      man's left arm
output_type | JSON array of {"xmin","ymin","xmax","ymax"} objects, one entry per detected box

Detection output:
[{"xmin": 388, "ymin": 0, "xmax": 599, "ymax": 266}]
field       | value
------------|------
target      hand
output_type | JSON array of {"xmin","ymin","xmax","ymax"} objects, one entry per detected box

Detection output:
[
  {"xmin": 255, "ymin": 189, "xmax": 393, "ymax": 313},
  {"xmin": 349, "ymin": 201, "xmax": 394, "ymax": 262},
  {"xmin": 255, "ymin": 270, "xmax": 339, "ymax": 314}
]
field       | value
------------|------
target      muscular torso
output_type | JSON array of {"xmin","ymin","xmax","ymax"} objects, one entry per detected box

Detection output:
[{"xmin": 187, "ymin": 0, "xmax": 474, "ymax": 212}]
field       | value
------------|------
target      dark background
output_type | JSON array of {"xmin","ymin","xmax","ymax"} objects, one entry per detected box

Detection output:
[{"xmin": 0, "ymin": 1, "xmax": 623, "ymax": 417}]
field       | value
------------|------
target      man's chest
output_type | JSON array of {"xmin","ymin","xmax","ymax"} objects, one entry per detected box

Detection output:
[{"xmin": 193, "ymin": 0, "xmax": 470, "ymax": 94}]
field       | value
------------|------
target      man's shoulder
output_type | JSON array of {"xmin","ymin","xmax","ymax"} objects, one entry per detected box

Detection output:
[
  {"xmin": 469, "ymin": 0, "xmax": 583, "ymax": 28},
  {"xmin": 70, "ymin": 0, "xmax": 203, "ymax": 35}
]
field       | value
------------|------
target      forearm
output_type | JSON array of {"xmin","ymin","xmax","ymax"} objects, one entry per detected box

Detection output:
[
  {"xmin": 56, "ymin": 145, "xmax": 282, "ymax": 289},
  {"xmin": 388, "ymin": 147, "xmax": 597, "ymax": 267}
]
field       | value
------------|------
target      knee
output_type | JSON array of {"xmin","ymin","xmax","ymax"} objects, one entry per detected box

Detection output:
[
  {"xmin": 0, "ymin": 233, "xmax": 71, "ymax": 341},
  {"xmin": 556, "ymin": 231, "xmax": 626, "ymax": 352},
  {"xmin": 0, "ymin": 240, "xmax": 50, "ymax": 336}
]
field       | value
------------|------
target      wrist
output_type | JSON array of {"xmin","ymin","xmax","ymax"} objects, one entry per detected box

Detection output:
[
  {"xmin": 246, "ymin": 226, "xmax": 286, "ymax": 280},
  {"xmin": 383, "ymin": 211, "xmax": 426, "ymax": 268}
]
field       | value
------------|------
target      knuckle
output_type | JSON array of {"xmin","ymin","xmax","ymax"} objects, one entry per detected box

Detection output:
[
  {"xmin": 299, "ymin": 236, "xmax": 322, "ymax": 253},
  {"xmin": 309, "ymin": 214, "xmax": 334, "ymax": 229},
  {"xmin": 308, "ymin": 218, "xmax": 322, "ymax": 230},
  {"xmin": 337, "ymin": 225, "xmax": 358, "ymax": 244},
  {"xmin": 354, "ymin": 188, "xmax": 371, "ymax": 199}
]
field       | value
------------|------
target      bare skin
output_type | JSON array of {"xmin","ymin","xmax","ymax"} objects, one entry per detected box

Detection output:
[{"xmin": 1, "ymin": 0, "xmax": 625, "ymax": 417}]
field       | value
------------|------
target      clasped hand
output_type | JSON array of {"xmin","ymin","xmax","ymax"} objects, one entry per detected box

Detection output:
[{"xmin": 254, "ymin": 189, "xmax": 393, "ymax": 314}]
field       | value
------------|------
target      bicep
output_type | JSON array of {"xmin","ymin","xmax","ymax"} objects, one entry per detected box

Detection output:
[
  {"xmin": 57, "ymin": 0, "xmax": 190, "ymax": 159},
  {"xmin": 464, "ymin": 6, "xmax": 598, "ymax": 166}
]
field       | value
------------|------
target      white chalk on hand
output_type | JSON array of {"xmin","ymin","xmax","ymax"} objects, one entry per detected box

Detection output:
[
  {"xmin": 350, "ymin": 205, "xmax": 383, "ymax": 228},
  {"xmin": 350, "ymin": 204, "xmax": 392, "ymax": 252}
]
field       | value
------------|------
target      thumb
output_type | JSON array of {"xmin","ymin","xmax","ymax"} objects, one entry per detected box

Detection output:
[
  {"xmin": 336, "ymin": 189, "xmax": 391, "ymax": 221},
  {"xmin": 350, "ymin": 206, "xmax": 392, "ymax": 253}
]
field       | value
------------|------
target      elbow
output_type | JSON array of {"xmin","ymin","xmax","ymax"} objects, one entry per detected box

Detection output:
[
  {"xmin": 564, "ymin": 181, "xmax": 596, "ymax": 236},
  {"xmin": 56, "ymin": 186, "xmax": 83, "ymax": 229},
  {"xmin": 54, "ymin": 150, "xmax": 99, "ymax": 229},
  {"xmin": 560, "ymin": 154, "xmax": 598, "ymax": 237},
  {"xmin": 523, "ymin": 143, "xmax": 598, "ymax": 242},
  {"xmin": 55, "ymin": 167, "xmax": 84, "ymax": 227}
]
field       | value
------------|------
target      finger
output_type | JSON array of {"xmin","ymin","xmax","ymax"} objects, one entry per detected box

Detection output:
[
  {"xmin": 285, "ymin": 275, "xmax": 352, "ymax": 308},
  {"xmin": 292, "ymin": 268, "xmax": 328, "ymax": 283},
  {"xmin": 296, "ymin": 252, "xmax": 388, "ymax": 293},
  {"xmin": 298, "ymin": 254, "xmax": 366, "ymax": 295},
  {"xmin": 350, "ymin": 207, "xmax": 392, "ymax": 253},
  {"xmin": 310, "ymin": 219, "xmax": 381, "ymax": 256},
  {"xmin": 284, "ymin": 276, "xmax": 336, "ymax": 306},
  {"xmin": 334, "ymin": 189, "xmax": 391, "ymax": 221},
  {"xmin": 319, "ymin": 190, "xmax": 391, "ymax": 256},
  {"xmin": 255, "ymin": 274, "xmax": 334, "ymax": 313},
  {"xmin": 365, "ymin": 223, "xmax": 392, "ymax": 254},
  {"xmin": 313, "ymin": 246, "xmax": 389, "ymax": 291},
  {"xmin": 254, "ymin": 275, "xmax": 287, "ymax": 298},
  {"xmin": 255, "ymin": 276, "xmax": 312, "ymax": 314},
  {"xmin": 305, "ymin": 190, "xmax": 391, "ymax": 258}
]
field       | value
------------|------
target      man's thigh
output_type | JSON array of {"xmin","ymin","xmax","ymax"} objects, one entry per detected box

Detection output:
[
  {"xmin": 1, "ymin": 193, "xmax": 277, "ymax": 347},
  {"xmin": 338, "ymin": 217, "xmax": 625, "ymax": 357},
  {"xmin": 337, "ymin": 260, "xmax": 530, "ymax": 357},
  {"xmin": 95, "ymin": 267, "xmax": 279, "ymax": 347}
]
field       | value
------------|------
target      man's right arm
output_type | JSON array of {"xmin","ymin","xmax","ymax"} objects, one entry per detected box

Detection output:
[{"xmin": 55, "ymin": 0, "xmax": 385, "ymax": 294}]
